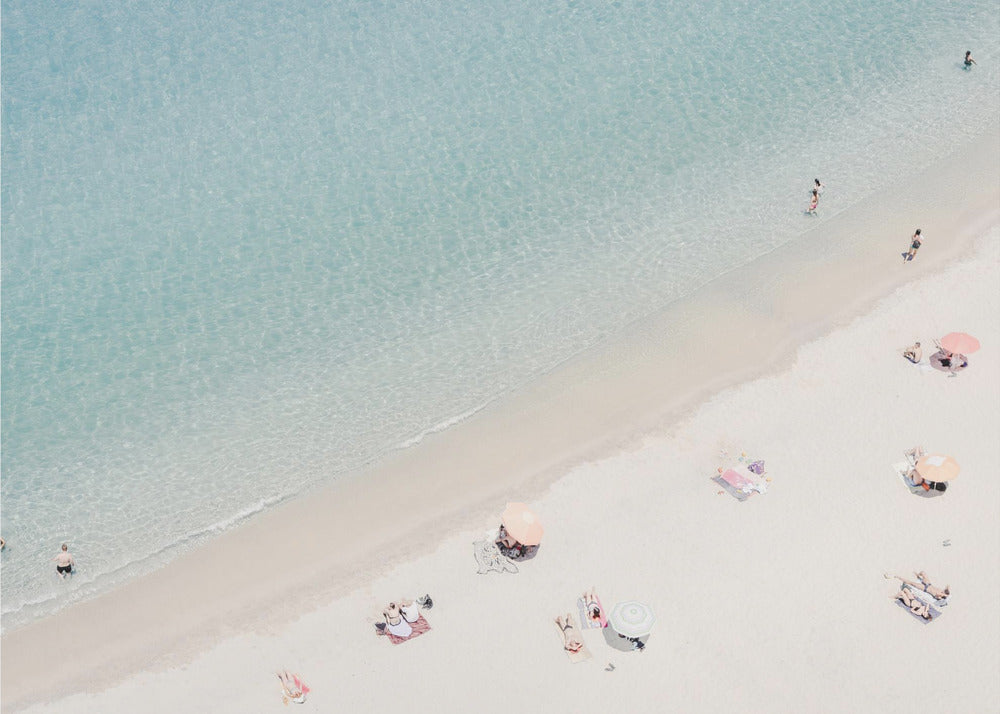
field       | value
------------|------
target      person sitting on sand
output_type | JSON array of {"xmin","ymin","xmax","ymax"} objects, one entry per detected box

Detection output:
[
  {"xmin": 496, "ymin": 524, "xmax": 538, "ymax": 560},
  {"xmin": 902, "ymin": 342, "xmax": 922, "ymax": 363},
  {"xmin": 555, "ymin": 613, "xmax": 584, "ymax": 653},
  {"xmin": 380, "ymin": 599, "xmax": 422, "ymax": 638},
  {"xmin": 276, "ymin": 670, "xmax": 309, "ymax": 704},
  {"xmin": 964, "ymin": 50, "xmax": 976, "ymax": 68},
  {"xmin": 903, "ymin": 467, "xmax": 946, "ymax": 492},
  {"xmin": 949, "ymin": 354, "xmax": 969, "ymax": 376},
  {"xmin": 894, "ymin": 587, "xmax": 932, "ymax": 620},
  {"xmin": 497, "ymin": 524, "xmax": 516, "ymax": 550},
  {"xmin": 900, "ymin": 449, "xmax": 946, "ymax": 491},
  {"xmin": 887, "ymin": 572, "xmax": 950, "ymax": 600},
  {"xmin": 53, "ymin": 543, "xmax": 75, "ymax": 578}
]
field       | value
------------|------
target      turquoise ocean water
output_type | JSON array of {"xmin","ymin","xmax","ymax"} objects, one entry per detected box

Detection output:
[{"xmin": 2, "ymin": 0, "xmax": 997, "ymax": 630}]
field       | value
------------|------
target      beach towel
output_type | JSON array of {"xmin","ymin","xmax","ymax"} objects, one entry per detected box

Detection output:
[
  {"xmin": 473, "ymin": 539, "xmax": 518, "ymax": 574},
  {"xmin": 713, "ymin": 467, "xmax": 762, "ymax": 500},
  {"xmin": 894, "ymin": 596, "xmax": 942, "ymax": 624},
  {"xmin": 712, "ymin": 475, "xmax": 750, "ymax": 501},
  {"xmin": 278, "ymin": 673, "xmax": 309, "ymax": 705},
  {"xmin": 377, "ymin": 613, "xmax": 432, "ymax": 645},
  {"xmin": 292, "ymin": 675, "xmax": 310, "ymax": 697},
  {"xmin": 894, "ymin": 462, "xmax": 919, "ymax": 487},
  {"xmin": 907, "ymin": 359, "xmax": 934, "ymax": 373},
  {"xmin": 930, "ymin": 350, "xmax": 966, "ymax": 374},
  {"xmin": 577, "ymin": 593, "xmax": 608, "ymax": 629},
  {"xmin": 554, "ymin": 615, "xmax": 592, "ymax": 663}
]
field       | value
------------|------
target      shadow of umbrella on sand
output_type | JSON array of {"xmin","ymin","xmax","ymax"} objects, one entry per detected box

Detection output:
[{"xmin": 606, "ymin": 601, "xmax": 656, "ymax": 651}]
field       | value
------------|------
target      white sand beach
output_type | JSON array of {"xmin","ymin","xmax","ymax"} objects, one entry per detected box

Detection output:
[{"xmin": 2, "ymin": 129, "xmax": 998, "ymax": 713}]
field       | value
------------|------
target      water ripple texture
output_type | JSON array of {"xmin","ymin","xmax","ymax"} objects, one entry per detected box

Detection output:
[{"xmin": 2, "ymin": 0, "xmax": 997, "ymax": 629}]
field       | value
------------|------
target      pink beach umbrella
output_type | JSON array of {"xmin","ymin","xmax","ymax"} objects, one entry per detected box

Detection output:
[
  {"xmin": 501, "ymin": 502, "xmax": 544, "ymax": 546},
  {"xmin": 915, "ymin": 454, "xmax": 960, "ymax": 483},
  {"xmin": 939, "ymin": 332, "xmax": 980, "ymax": 355}
]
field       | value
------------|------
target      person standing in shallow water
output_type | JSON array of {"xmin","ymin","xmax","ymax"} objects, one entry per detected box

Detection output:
[
  {"xmin": 53, "ymin": 543, "xmax": 75, "ymax": 578},
  {"xmin": 964, "ymin": 51, "xmax": 976, "ymax": 68},
  {"xmin": 806, "ymin": 189, "xmax": 819, "ymax": 215},
  {"xmin": 905, "ymin": 229, "xmax": 922, "ymax": 262}
]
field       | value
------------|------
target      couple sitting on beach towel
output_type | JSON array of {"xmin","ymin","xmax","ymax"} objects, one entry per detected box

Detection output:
[
  {"xmin": 886, "ymin": 572, "xmax": 950, "ymax": 622},
  {"xmin": 375, "ymin": 595, "xmax": 433, "ymax": 644}
]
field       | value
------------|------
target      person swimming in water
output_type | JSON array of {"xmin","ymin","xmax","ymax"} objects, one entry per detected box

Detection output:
[{"xmin": 964, "ymin": 51, "xmax": 976, "ymax": 68}]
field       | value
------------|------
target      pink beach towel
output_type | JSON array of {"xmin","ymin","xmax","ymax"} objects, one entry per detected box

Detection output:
[
  {"xmin": 377, "ymin": 614, "xmax": 432, "ymax": 645},
  {"xmin": 720, "ymin": 469, "xmax": 755, "ymax": 490},
  {"xmin": 577, "ymin": 593, "xmax": 608, "ymax": 629}
]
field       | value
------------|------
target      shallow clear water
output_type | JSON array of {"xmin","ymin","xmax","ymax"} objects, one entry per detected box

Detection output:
[{"xmin": 2, "ymin": 0, "xmax": 997, "ymax": 629}]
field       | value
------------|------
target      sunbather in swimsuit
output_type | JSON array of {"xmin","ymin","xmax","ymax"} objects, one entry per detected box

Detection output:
[
  {"xmin": 400, "ymin": 600, "xmax": 420, "ymax": 623},
  {"xmin": 902, "ymin": 342, "xmax": 922, "ymax": 363},
  {"xmin": 896, "ymin": 587, "xmax": 932, "ymax": 619},
  {"xmin": 583, "ymin": 587, "xmax": 607, "ymax": 627},
  {"xmin": 911, "ymin": 572, "xmax": 950, "ymax": 599},
  {"xmin": 555, "ymin": 613, "xmax": 584, "ymax": 652},
  {"xmin": 277, "ymin": 670, "xmax": 309, "ymax": 704},
  {"xmin": 587, "ymin": 601, "xmax": 601, "ymax": 621},
  {"xmin": 886, "ymin": 572, "xmax": 950, "ymax": 600},
  {"xmin": 905, "ymin": 470, "xmax": 946, "ymax": 492},
  {"xmin": 383, "ymin": 603, "xmax": 414, "ymax": 638},
  {"xmin": 904, "ymin": 447, "xmax": 925, "ymax": 465}
]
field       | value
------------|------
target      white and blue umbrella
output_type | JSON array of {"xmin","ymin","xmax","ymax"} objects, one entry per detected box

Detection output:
[{"xmin": 609, "ymin": 601, "xmax": 656, "ymax": 638}]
